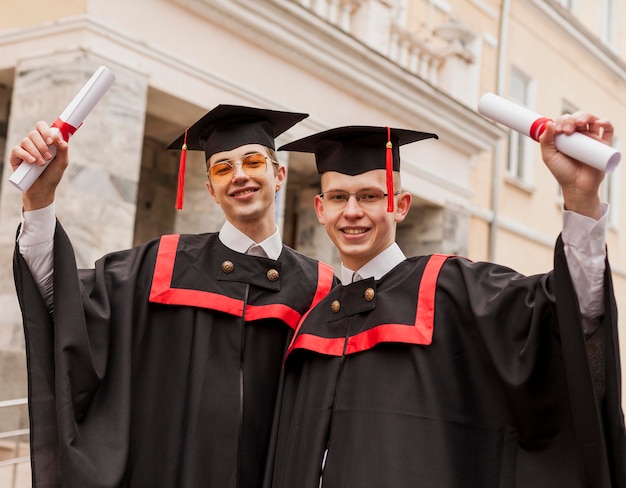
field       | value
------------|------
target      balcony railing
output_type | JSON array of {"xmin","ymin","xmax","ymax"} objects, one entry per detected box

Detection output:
[
  {"xmin": 293, "ymin": 0, "xmax": 363, "ymax": 31},
  {"xmin": 289, "ymin": 0, "xmax": 476, "ymax": 103},
  {"xmin": 389, "ymin": 22, "xmax": 444, "ymax": 85},
  {"xmin": 0, "ymin": 398, "xmax": 31, "ymax": 488}
]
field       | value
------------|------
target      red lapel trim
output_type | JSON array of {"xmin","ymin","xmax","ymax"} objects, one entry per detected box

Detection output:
[
  {"xmin": 149, "ymin": 235, "xmax": 335, "ymax": 329},
  {"xmin": 289, "ymin": 333, "xmax": 346, "ymax": 357},
  {"xmin": 287, "ymin": 254, "xmax": 449, "ymax": 357},
  {"xmin": 311, "ymin": 261, "xmax": 336, "ymax": 307},
  {"xmin": 286, "ymin": 261, "xmax": 336, "ymax": 352}
]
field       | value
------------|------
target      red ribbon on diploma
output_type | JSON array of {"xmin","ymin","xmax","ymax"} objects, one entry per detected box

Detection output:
[
  {"xmin": 51, "ymin": 117, "xmax": 81, "ymax": 141},
  {"xmin": 529, "ymin": 117, "xmax": 552, "ymax": 142}
]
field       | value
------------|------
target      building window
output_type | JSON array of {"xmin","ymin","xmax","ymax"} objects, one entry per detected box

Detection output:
[
  {"xmin": 507, "ymin": 68, "xmax": 534, "ymax": 183},
  {"xmin": 601, "ymin": 0, "xmax": 617, "ymax": 47}
]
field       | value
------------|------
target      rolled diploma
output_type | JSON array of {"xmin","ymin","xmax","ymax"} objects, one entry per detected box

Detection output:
[
  {"xmin": 478, "ymin": 92, "xmax": 620, "ymax": 173},
  {"xmin": 9, "ymin": 65, "xmax": 116, "ymax": 192}
]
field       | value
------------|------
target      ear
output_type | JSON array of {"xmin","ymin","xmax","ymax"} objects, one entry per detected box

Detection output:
[
  {"xmin": 314, "ymin": 193, "xmax": 325, "ymax": 225},
  {"xmin": 394, "ymin": 192, "xmax": 411, "ymax": 223},
  {"xmin": 275, "ymin": 165, "xmax": 286, "ymax": 191}
]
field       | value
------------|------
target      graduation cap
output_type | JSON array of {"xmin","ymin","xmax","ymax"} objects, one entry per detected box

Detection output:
[
  {"xmin": 168, "ymin": 105, "xmax": 308, "ymax": 209},
  {"xmin": 278, "ymin": 126, "xmax": 438, "ymax": 211}
]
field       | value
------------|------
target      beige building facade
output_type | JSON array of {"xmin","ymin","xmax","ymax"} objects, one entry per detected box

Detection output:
[{"xmin": 0, "ymin": 0, "xmax": 624, "ymax": 484}]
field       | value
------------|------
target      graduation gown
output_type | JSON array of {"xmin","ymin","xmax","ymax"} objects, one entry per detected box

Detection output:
[
  {"xmin": 13, "ymin": 222, "xmax": 335, "ymax": 488},
  {"xmin": 266, "ymin": 238, "xmax": 626, "ymax": 488}
]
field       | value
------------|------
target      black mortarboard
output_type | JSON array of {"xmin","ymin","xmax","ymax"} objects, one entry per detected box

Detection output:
[
  {"xmin": 168, "ymin": 105, "xmax": 308, "ymax": 209},
  {"xmin": 278, "ymin": 126, "xmax": 438, "ymax": 211}
]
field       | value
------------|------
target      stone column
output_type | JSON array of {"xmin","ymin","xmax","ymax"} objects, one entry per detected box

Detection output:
[
  {"xmin": 0, "ymin": 82, "xmax": 28, "ymax": 431},
  {"xmin": 0, "ymin": 82, "xmax": 19, "ymax": 352},
  {"xmin": 0, "ymin": 51, "xmax": 148, "ymax": 359}
]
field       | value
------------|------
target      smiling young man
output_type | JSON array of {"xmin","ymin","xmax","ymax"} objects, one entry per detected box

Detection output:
[
  {"xmin": 11, "ymin": 105, "xmax": 335, "ymax": 488},
  {"xmin": 206, "ymin": 145, "xmax": 284, "ymax": 239},
  {"xmin": 313, "ymin": 169, "xmax": 409, "ymax": 272},
  {"xmin": 265, "ymin": 120, "xmax": 625, "ymax": 488}
]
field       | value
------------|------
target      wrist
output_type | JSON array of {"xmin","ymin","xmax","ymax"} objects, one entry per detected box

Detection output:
[
  {"xmin": 23, "ymin": 192, "xmax": 55, "ymax": 212},
  {"xmin": 562, "ymin": 191, "xmax": 601, "ymax": 219}
]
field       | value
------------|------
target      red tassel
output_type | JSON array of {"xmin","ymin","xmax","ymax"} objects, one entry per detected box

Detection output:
[
  {"xmin": 385, "ymin": 126, "xmax": 394, "ymax": 212},
  {"xmin": 175, "ymin": 128, "xmax": 188, "ymax": 210}
]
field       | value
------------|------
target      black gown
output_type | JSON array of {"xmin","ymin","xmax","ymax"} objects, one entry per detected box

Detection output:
[
  {"xmin": 13, "ymin": 222, "xmax": 335, "ymax": 488},
  {"xmin": 266, "ymin": 238, "xmax": 626, "ymax": 488}
]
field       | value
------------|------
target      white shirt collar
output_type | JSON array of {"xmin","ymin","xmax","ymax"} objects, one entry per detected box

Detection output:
[
  {"xmin": 341, "ymin": 242, "xmax": 406, "ymax": 283},
  {"xmin": 218, "ymin": 220, "xmax": 282, "ymax": 260}
]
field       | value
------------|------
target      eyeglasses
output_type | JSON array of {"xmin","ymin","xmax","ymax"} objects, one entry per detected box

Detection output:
[
  {"xmin": 208, "ymin": 153, "xmax": 274, "ymax": 186},
  {"xmin": 319, "ymin": 190, "xmax": 400, "ymax": 208}
]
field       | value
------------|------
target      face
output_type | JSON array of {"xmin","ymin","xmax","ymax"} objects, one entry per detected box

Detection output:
[
  {"xmin": 207, "ymin": 143, "xmax": 285, "ymax": 237},
  {"xmin": 314, "ymin": 169, "xmax": 411, "ymax": 271}
]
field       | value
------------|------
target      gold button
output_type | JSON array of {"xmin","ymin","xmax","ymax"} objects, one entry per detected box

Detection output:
[
  {"xmin": 364, "ymin": 287, "xmax": 375, "ymax": 301},
  {"xmin": 267, "ymin": 269, "xmax": 280, "ymax": 281},
  {"xmin": 222, "ymin": 260, "xmax": 234, "ymax": 273},
  {"xmin": 330, "ymin": 300, "xmax": 341, "ymax": 313}
]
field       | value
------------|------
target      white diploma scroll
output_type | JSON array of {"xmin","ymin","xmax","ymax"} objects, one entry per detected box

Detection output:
[
  {"xmin": 9, "ymin": 65, "xmax": 116, "ymax": 192},
  {"xmin": 478, "ymin": 92, "xmax": 620, "ymax": 173}
]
